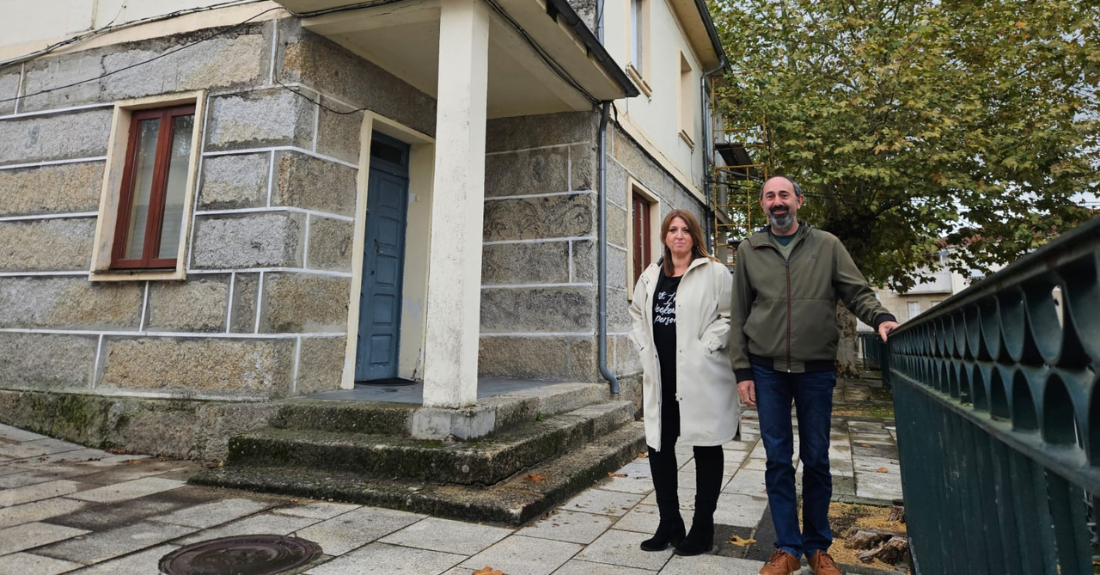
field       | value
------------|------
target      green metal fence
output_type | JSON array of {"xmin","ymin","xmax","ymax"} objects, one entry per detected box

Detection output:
[
  {"xmin": 886, "ymin": 216, "xmax": 1100, "ymax": 575},
  {"xmin": 860, "ymin": 331, "xmax": 887, "ymax": 371}
]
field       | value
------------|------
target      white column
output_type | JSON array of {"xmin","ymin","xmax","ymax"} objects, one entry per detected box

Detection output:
[{"xmin": 422, "ymin": 0, "xmax": 490, "ymax": 408}]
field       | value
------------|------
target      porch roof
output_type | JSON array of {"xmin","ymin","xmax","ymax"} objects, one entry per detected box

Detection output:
[{"xmin": 275, "ymin": 0, "xmax": 639, "ymax": 118}]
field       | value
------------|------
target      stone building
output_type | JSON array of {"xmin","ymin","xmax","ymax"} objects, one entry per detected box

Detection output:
[{"xmin": 0, "ymin": 0, "xmax": 727, "ymax": 470}]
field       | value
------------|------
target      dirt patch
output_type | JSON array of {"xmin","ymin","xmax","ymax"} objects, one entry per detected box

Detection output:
[{"xmin": 827, "ymin": 502, "xmax": 908, "ymax": 571}]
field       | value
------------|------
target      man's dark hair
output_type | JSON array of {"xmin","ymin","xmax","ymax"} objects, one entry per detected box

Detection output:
[{"xmin": 759, "ymin": 175, "xmax": 803, "ymax": 199}]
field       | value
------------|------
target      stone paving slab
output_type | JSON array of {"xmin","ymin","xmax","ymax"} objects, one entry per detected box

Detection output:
[
  {"xmin": 174, "ymin": 512, "xmax": 319, "ymax": 545},
  {"xmin": 34, "ymin": 521, "xmax": 193, "ymax": 565},
  {"xmin": 0, "ymin": 438, "xmax": 85, "ymax": 460},
  {"xmin": 296, "ymin": 506, "xmax": 425, "ymax": 556},
  {"xmin": 611, "ymin": 503, "xmax": 692, "ymax": 535},
  {"xmin": 517, "ymin": 508, "xmax": 616, "ymax": 544},
  {"xmin": 551, "ymin": 559, "xmax": 657, "ymax": 574},
  {"xmin": 0, "ymin": 497, "xmax": 88, "ymax": 529},
  {"xmin": 561, "ymin": 488, "xmax": 645, "ymax": 516},
  {"xmin": 380, "ymin": 517, "xmax": 512, "ymax": 556},
  {"xmin": 0, "ymin": 521, "xmax": 89, "ymax": 556},
  {"xmin": 66, "ymin": 477, "xmax": 186, "ymax": 503},
  {"xmin": 0, "ymin": 552, "xmax": 83, "ymax": 575},
  {"xmin": 575, "ymin": 528, "xmax": 674, "ymax": 571},
  {"xmin": 458, "ymin": 534, "xmax": 582, "ymax": 575},
  {"xmin": 273, "ymin": 500, "xmax": 362, "ymax": 519},
  {"xmin": 152, "ymin": 497, "xmax": 273, "ymax": 528},
  {"xmin": 660, "ymin": 553, "xmax": 769, "ymax": 574},
  {"xmin": 0, "ymin": 479, "xmax": 88, "ymax": 507},
  {"xmin": 713, "ymin": 493, "xmax": 770, "ymax": 528},
  {"xmin": 306, "ymin": 542, "xmax": 465, "ymax": 575},
  {"xmin": 66, "ymin": 544, "xmax": 179, "ymax": 575},
  {"xmin": 0, "ymin": 468, "xmax": 106, "ymax": 490}
]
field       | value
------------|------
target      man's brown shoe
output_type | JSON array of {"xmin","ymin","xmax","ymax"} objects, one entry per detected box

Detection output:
[
  {"xmin": 760, "ymin": 549, "xmax": 801, "ymax": 575},
  {"xmin": 807, "ymin": 550, "xmax": 842, "ymax": 575}
]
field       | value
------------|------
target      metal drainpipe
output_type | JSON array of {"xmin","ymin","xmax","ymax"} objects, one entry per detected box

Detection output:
[{"xmin": 597, "ymin": 101, "xmax": 620, "ymax": 395}]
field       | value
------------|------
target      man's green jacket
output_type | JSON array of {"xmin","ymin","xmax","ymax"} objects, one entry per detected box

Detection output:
[{"xmin": 729, "ymin": 224, "xmax": 896, "ymax": 382}]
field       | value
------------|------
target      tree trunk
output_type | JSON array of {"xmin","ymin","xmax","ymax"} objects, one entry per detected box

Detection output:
[{"xmin": 836, "ymin": 300, "xmax": 861, "ymax": 377}]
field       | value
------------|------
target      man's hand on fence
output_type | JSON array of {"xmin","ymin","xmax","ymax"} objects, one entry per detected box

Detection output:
[
  {"xmin": 737, "ymin": 380, "xmax": 756, "ymax": 407},
  {"xmin": 879, "ymin": 320, "xmax": 900, "ymax": 342}
]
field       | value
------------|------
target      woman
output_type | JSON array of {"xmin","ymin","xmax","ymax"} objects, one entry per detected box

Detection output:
[{"xmin": 628, "ymin": 209, "xmax": 739, "ymax": 556}]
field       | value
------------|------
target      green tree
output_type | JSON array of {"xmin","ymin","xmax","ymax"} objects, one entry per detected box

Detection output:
[{"xmin": 711, "ymin": 0, "xmax": 1099, "ymax": 292}]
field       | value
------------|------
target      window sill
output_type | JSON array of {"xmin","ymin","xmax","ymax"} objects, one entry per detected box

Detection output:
[
  {"xmin": 679, "ymin": 129, "xmax": 695, "ymax": 149},
  {"xmin": 89, "ymin": 267, "xmax": 186, "ymax": 282},
  {"xmin": 626, "ymin": 65, "xmax": 652, "ymax": 98}
]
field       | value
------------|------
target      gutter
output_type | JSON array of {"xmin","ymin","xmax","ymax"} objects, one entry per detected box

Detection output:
[
  {"xmin": 692, "ymin": 0, "xmax": 727, "ymax": 68},
  {"xmin": 544, "ymin": 0, "xmax": 640, "ymax": 98}
]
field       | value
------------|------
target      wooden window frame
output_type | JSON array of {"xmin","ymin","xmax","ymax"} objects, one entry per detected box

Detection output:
[
  {"xmin": 627, "ymin": 178, "xmax": 660, "ymax": 300},
  {"xmin": 631, "ymin": 192, "xmax": 651, "ymax": 288},
  {"xmin": 111, "ymin": 104, "xmax": 195, "ymax": 270},
  {"xmin": 625, "ymin": 0, "xmax": 652, "ymax": 97},
  {"xmin": 90, "ymin": 91, "xmax": 205, "ymax": 282}
]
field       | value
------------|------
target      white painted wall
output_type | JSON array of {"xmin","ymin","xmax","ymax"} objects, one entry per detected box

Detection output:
[
  {"xmin": 0, "ymin": 0, "xmax": 229, "ymax": 51},
  {"xmin": 603, "ymin": 0, "xmax": 707, "ymax": 191}
]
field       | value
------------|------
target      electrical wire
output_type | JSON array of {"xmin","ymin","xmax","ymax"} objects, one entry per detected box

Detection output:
[
  {"xmin": 1, "ymin": 0, "xmax": 602, "ymax": 114},
  {"xmin": 0, "ymin": 6, "xmax": 286, "ymax": 106},
  {"xmin": 0, "ymin": 0, "xmax": 266, "ymax": 72}
]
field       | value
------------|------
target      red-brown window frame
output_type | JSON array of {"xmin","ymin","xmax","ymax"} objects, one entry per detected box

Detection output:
[
  {"xmin": 631, "ymin": 191, "xmax": 652, "ymax": 287},
  {"xmin": 110, "ymin": 104, "xmax": 195, "ymax": 270}
]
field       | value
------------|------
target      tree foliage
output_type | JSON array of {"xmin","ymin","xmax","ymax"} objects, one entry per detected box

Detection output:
[{"xmin": 711, "ymin": 0, "xmax": 1099, "ymax": 290}]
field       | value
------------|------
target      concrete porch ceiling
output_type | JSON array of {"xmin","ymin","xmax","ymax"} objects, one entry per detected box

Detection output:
[{"xmin": 280, "ymin": 0, "xmax": 637, "ymax": 119}]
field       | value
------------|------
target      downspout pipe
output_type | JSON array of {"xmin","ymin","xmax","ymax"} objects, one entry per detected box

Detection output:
[{"xmin": 597, "ymin": 101, "xmax": 620, "ymax": 395}]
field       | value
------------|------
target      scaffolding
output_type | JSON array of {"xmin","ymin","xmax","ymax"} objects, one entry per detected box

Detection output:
[{"xmin": 708, "ymin": 82, "xmax": 772, "ymax": 268}]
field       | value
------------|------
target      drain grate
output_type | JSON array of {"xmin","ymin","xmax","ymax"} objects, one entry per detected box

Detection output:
[{"xmin": 159, "ymin": 534, "xmax": 321, "ymax": 575}]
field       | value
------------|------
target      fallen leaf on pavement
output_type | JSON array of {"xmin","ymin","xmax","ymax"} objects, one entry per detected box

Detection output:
[
  {"xmin": 638, "ymin": 453, "xmax": 648, "ymax": 458},
  {"xmin": 729, "ymin": 535, "xmax": 756, "ymax": 546},
  {"xmin": 860, "ymin": 444, "xmax": 872, "ymax": 448},
  {"xmin": 877, "ymin": 468, "xmax": 888, "ymax": 473},
  {"xmin": 608, "ymin": 472, "xmax": 627, "ymax": 478},
  {"xmin": 473, "ymin": 567, "xmax": 506, "ymax": 575},
  {"xmin": 527, "ymin": 474, "xmax": 548, "ymax": 482}
]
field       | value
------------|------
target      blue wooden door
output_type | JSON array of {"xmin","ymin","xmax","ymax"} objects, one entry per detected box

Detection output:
[{"xmin": 355, "ymin": 134, "xmax": 410, "ymax": 382}]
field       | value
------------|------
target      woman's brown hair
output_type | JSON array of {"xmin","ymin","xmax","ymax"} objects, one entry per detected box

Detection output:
[{"xmin": 659, "ymin": 209, "xmax": 718, "ymax": 277}]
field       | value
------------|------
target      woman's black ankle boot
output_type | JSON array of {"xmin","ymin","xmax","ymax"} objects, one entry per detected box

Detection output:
[
  {"xmin": 673, "ymin": 518, "xmax": 714, "ymax": 556},
  {"xmin": 640, "ymin": 520, "xmax": 686, "ymax": 551}
]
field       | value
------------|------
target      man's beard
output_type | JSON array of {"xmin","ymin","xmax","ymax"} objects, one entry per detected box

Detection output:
[{"xmin": 768, "ymin": 209, "xmax": 795, "ymax": 231}]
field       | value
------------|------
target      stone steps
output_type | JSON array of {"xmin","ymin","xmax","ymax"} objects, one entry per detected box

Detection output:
[
  {"xmin": 227, "ymin": 400, "xmax": 636, "ymax": 485},
  {"xmin": 192, "ymin": 420, "xmax": 647, "ymax": 525},
  {"xmin": 267, "ymin": 382, "xmax": 611, "ymax": 439}
]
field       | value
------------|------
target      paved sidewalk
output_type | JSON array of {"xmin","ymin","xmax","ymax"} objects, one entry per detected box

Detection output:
[{"xmin": 0, "ymin": 382, "xmax": 902, "ymax": 574}]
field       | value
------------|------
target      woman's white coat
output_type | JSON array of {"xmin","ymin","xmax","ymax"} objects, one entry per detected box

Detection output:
[{"xmin": 628, "ymin": 258, "xmax": 740, "ymax": 451}]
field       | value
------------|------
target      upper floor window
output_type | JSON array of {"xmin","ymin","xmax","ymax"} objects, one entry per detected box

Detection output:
[
  {"xmin": 627, "ymin": 0, "xmax": 652, "ymax": 96},
  {"xmin": 112, "ymin": 105, "xmax": 195, "ymax": 270},
  {"xmin": 678, "ymin": 51, "xmax": 695, "ymax": 147}
]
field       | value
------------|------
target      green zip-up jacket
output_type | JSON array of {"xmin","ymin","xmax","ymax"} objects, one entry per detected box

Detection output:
[{"xmin": 729, "ymin": 224, "xmax": 895, "ymax": 382}]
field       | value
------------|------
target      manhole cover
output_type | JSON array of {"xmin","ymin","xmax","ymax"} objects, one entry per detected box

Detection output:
[{"xmin": 160, "ymin": 535, "xmax": 321, "ymax": 575}]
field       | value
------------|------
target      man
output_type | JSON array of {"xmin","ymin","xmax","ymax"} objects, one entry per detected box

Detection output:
[{"xmin": 729, "ymin": 176, "xmax": 899, "ymax": 575}]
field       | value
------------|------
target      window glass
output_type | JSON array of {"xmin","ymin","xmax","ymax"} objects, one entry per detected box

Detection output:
[
  {"xmin": 158, "ymin": 114, "xmax": 194, "ymax": 259},
  {"xmin": 124, "ymin": 118, "xmax": 160, "ymax": 260},
  {"xmin": 631, "ymin": 0, "xmax": 643, "ymax": 70}
]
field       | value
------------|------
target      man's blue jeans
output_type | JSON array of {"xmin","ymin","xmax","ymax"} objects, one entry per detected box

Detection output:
[{"xmin": 752, "ymin": 364, "xmax": 835, "ymax": 559}]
